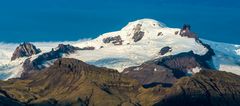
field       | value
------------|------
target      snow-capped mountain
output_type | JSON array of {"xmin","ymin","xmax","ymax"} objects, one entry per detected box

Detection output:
[{"xmin": 0, "ymin": 19, "xmax": 239, "ymax": 80}]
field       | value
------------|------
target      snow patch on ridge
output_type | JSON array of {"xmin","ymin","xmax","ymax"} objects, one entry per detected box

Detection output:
[{"xmin": 187, "ymin": 67, "xmax": 202, "ymax": 75}]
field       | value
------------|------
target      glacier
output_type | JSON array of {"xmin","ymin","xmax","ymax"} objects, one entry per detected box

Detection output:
[{"xmin": 0, "ymin": 19, "xmax": 239, "ymax": 80}]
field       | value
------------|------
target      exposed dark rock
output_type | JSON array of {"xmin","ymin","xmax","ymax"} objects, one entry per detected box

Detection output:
[
  {"xmin": 80, "ymin": 46, "xmax": 95, "ymax": 50},
  {"xmin": 182, "ymin": 24, "xmax": 191, "ymax": 31},
  {"xmin": 179, "ymin": 24, "xmax": 215, "ymax": 67},
  {"xmin": 155, "ymin": 50, "xmax": 215, "ymax": 74},
  {"xmin": 159, "ymin": 46, "xmax": 172, "ymax": 55},
  {"xmin": 123, "ymin": 62, "xmax": 177, "ymax": 85},
  {"xmin": 156, "ymin": 51, "xmax": 205, "ymax": 71},
  {"xmin": 175, "ymin": 31, "xmax": 179, "ymax": 35},
  {"xmin": 21, "ymin": 58, "xmax": 38, "ymax": 78},
  {"xmin": 103, "ymin": 35, "xmax": 123, "ymax": 45},
  {"xmin": 123, "ymin": 48, "xmax": 215, "ymax": 86},
  {"xmin": 158, "ymin": 32, "xmax": 163, "ymax": 36},
  {"xmin": 133, "ymin": 31, "xmax": 145, "ymax": 42},
  {"xmin": 180, "ymin": 24, "xmax": 198, "ymax": 40},
  {"xmin": 154, "ymin": 70, "xmax": 240, "ymax": 106},
  {"xmin": 199, "ymin": 41, "xmax": 216, "ymax": 63},
  {"xmin": 21, "ymin": 44, "xmax": 82, "ymax": 74},
  {"xmin": 11, "ymin": 42, "xmax": 41, "ymax": 61},
  {"xmin": 57, "ymin": 44, "xmax": 81, "ymax": 53},
  {"xmin": 132, "ymin": 24, "xmax": 145, "ymax": 42}
]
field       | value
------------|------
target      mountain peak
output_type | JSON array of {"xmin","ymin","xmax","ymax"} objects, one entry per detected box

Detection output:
[
  {"xmin": 121, "ymin": 18, "xmax": 166, "ymax": 31},
  {"xmin": 1, "ymin": 19, "xmax": 239, "ymax": 81},
  {"xmin": 11, "ymin": 42, "xmax": 41, "ymax": 61}
]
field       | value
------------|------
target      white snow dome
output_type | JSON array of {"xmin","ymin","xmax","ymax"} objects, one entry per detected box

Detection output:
[{"xmin": 121, "ymin": 18, "xmax": 166, "ymax": 31}]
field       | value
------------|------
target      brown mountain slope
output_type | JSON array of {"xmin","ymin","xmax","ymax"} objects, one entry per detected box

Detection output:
[
  {"xmin": 0, "ymin": 58, "xmax": 141, "ymax": 105},
  {"xmin": 0, "ymin": 58, "xmax": 240, "ymax": 106},
  {"xmin": 154, "ymin": 70, "xmax": 240, "ymax": 106}
]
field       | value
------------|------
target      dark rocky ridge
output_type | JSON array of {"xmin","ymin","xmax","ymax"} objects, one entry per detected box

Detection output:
[
  {"xmin": 123, "ymin": 47, "xmax": 215, "ymax": 86},
  {"xmin": 103, "ymin": 35, "xmax": 123, "ymax": 45},
  {"xmin": 56, "ymin": 44, "xmax": 81, "ymax": 53},
  {"xmin": 123, "ymin": 62, "xmax": 177, "ymax": 85},
  {"xmin": 11, "ymin": 42, "xmax": 41, "ymax": 61},
  {"xmin": 155, "ymin": 51, "xmax": 213, "ymax": 72},
  {"xmin": 0, "ymin": 58, "xmax": 240, "ymax": 106},
  {"xmin": 23, "ymin": 44, "xmax": 80, "ymax": 70},
  {"xmin": 21, "ymin": 44, "xmax": 95, "ymax": 78}
]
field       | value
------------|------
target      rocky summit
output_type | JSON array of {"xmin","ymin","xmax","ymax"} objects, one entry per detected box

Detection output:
[{"xmin": 11, "ymin": 42, "xmax": 41, "ymax": 61}]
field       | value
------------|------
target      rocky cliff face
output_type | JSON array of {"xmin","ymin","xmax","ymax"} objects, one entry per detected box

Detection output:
[
  {"xmin": 22, "ymin": 43, "xmax": 94, "ymax": 71},
  {"xmin": 0, "ymin": 58, "xmax": 240, "ymax": 106},
  {"xmin": 123, "ymin": 48, "xmax": 215, "ymax": 86},
  {"xmin": 11, "ymin": 42, "xmax": 41, "ymax": 61},
  {"xmin": 154, "ymin": 70, "xmax": 240, "ymax": 106},
  {"xmin": 21, "ymin": 44, "xmax": 85, "ymax": 78},
  {"xmin": 123, "ymin": 61, "xmax": 177, "ymax": 86}
]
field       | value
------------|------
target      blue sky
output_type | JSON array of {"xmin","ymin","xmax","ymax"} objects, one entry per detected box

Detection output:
[{"xmin": 0, "ymin": 0, "xmax": 239, "ymax": 44}]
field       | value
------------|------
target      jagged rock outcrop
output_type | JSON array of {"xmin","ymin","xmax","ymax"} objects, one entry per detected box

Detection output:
[
  {"xmin": 11, "ymin": 42, "xmax": 41, "ymax": 61},
  {"xmin": 103, "ymin": 35, "xmax": 123, "ymax": 45},
  {"xmin": 21, "ymin": 44, "xmax": 80, "ymax": 76},
  {"xmin": 180, "ymin": 24, "xmax": 198, "ymax": 40},
  {"xmin": 56, "ymin": 44, "xmax": 81, "ymax": 53},
  {"xmin": 132, "ymin": 24, "xmax": 145, "ymax": 42},
  {"xmin": 21, "ymin": 44, "xmax": 96, "ymax": 78},
  {"xmin": 159, "ymin": 46, "xmax": 172, "ymax": 55},
  {"xmin": 179, "ymin": 24, "xmax": 215, "ymax": 61}
]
